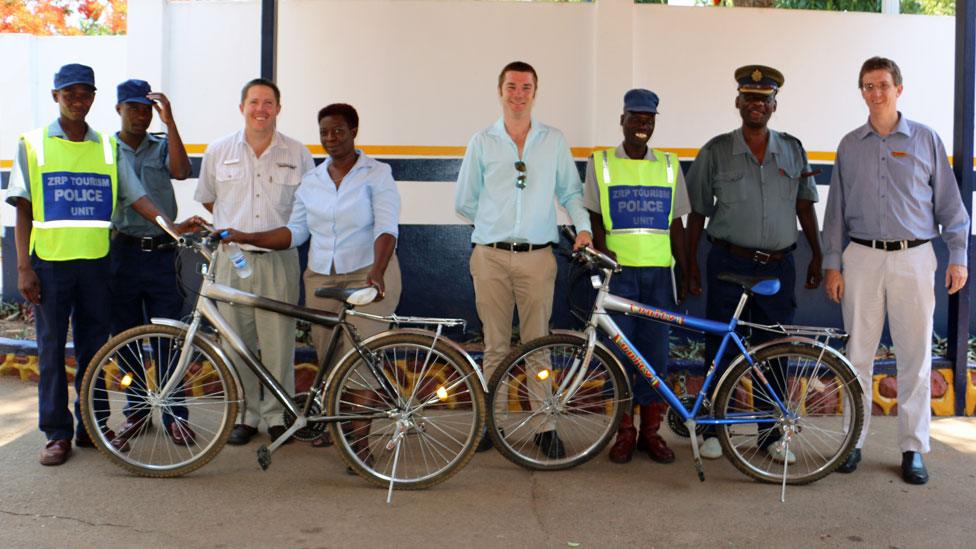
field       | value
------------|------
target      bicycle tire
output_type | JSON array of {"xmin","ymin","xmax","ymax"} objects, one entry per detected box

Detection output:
[
  {"xmin": 324, "ymin": 332, "xmax": 486, "ymax": 490},
  {"xmin": 487, "ymin": 333, "xmax": 628, "ymax": 471},
  {"xmin": 713, "ymin": 342, "xmax": 864, "ymax": 485},
  {"xmin": 80, "ymin": 324, "xmax": 239, "ymax": 477}
]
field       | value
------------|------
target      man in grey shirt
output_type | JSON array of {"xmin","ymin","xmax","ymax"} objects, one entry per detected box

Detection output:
[{"xmin": 823, "ymin": 57, "xmax": 969, "ymax": 485}]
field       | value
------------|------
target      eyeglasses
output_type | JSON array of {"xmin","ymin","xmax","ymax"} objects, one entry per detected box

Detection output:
[
  {"xmin": 515, "ymin": 161, "xmax": 527, "ymax": 189},
  {"xmin": 861, "ymin": 82, "xmax": 894, "ymax": 93}
]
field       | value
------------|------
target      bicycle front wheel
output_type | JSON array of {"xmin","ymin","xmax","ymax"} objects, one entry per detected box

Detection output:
[
  {"xmin": 487, "ymin": 334, "xmax": 628, "ymax": 471},
  {"xmin": 80, "ymin": 324, "xmax": 239, "ymax": 477},
  {"xmin": 713, "ymin": 342, "xmax": 864, "ymax": 485},
  {"xmin": 324, "ymin": 332, "xmax": 486, "ymax": 490}
]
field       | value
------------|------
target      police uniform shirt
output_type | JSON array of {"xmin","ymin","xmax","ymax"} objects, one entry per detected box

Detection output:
[
  {"xmin": 686, "ymin": 128, "xmax": 818, "ymax": 251},
  {"xmin": 583, "ymin": 144, "xmax": 691, "ymax": 219},
  {"xmin": 112, "ymin": 132, "xmax": 178, "ymax": 238},
  {"xmin": 5, "ymin": 120, "xmax": 147, "ymax": 210}
]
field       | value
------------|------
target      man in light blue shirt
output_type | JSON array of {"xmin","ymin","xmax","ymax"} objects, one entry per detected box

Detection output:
[
  {"xmin": 823, "ymin": 57, "xmax": 969, "ymax": 485},
  {"xmin": 455, "ymin": 61, "xmax": 592, "ymax": 457}
]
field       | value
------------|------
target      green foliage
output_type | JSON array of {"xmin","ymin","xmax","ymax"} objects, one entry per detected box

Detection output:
[{"xmin": 901, "ymin": 0, "xmax": 955, "ymax": 15}]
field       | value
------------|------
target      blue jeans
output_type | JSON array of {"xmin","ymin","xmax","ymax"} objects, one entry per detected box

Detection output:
[
  {"xmin": 605, "ymin": 265, "xmax": 673, "ymax": 406},
  {"xmin": 33, "ymin": 256, "xmax": 111, "ymax": 441}
]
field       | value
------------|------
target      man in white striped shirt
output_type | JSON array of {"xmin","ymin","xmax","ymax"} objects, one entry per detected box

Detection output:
[{"xmin": 194, "ymin": 78, "xmax": 315, "ymax": 445}]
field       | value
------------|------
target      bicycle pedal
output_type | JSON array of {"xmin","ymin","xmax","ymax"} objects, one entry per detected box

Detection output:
[
  {"xmin": 694, "ymin": 459, "xmax": 705, "ymax": 482},
  {"xmin": 257, "ymin": 445, "xmax": 272, "ymax": 470}
]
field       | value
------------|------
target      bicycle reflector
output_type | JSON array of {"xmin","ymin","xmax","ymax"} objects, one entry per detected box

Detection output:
[
  {"xmin": 436, "ymin": 386, "xmax": 449, "ymax": 401},
  {"xmin": 536, "ymin": 369, "xmax": 551, "ymax": 381},
  {"xmin": 120, "ymin": 374, "xmax": 133, "ymax": 389}
]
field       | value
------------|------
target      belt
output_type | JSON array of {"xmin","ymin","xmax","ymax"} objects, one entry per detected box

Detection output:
[
  {"xmin": 712, "ymin": 238, "xmax": 794, "ymax": 265},
  {"xmin": 851, "ymin": 237, "xmax": 929, "ymax": 251},
  {"xmin": 480, "ymin": 242, "xmax": 553, "ymax": 253},
  {"xmin": 113, "ymin": 232, "xmax": 176, "ymax": 252}
]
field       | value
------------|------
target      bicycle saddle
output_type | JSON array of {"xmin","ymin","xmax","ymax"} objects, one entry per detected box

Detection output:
[
  {"xmin": 716, "ymin": 273, "xmax": 781, "ymax": 296},
  {"xmin": 314, "ymin": 286, "xmax": 379, "ymax": 306}
]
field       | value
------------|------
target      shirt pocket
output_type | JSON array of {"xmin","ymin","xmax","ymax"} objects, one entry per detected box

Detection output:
[
  {"xmin": 216, "ymin": 163, "xmax": 243, "ymax": 183},
  {"xmin": 770, "ymin": 163, "xmax": 801, "ymax": 201},
  {"xmin": 713, "ymin": 170, "xmax": 745, "ymax": 205},
  {"xmin": 269, "ymin": 164, "xmax": 301, "ymax": 207},
  {"xmin": 141, "ymin": 157, "xmax": 171, "ymax": 186}
]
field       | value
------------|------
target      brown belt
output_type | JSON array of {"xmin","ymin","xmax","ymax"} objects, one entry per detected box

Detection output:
[
  {"xmin": 480, "ymin": 242, "xmax": 553, "ymax": 253},
  {"xmin": 712, "ymin": 238, "xmax": 794, "ymax": 265}
]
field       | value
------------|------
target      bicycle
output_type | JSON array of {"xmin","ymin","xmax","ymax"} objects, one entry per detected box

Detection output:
[
  {"xmin": 486, "ymin": 244, "xmax": 864, "ymax": 492},
  {"xmin": 80, "ymin": 218, "xmax": 487, "ymax": 494}
]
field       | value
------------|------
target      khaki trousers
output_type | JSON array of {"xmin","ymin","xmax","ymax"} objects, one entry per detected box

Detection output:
[
  {"xmin": 215, "ymin": 248, "xmax": 299, "ymax": 428},
  {"xmin": 304, "ymin": 256, "xmax": 402, "ymax": 370},
  {"xmin": 470, "ymin": 245, "xmax": 556, "ymax": 431},
  {"xmin": 841, "ymin": 242, "xmax": 937, "ymax": 453}
]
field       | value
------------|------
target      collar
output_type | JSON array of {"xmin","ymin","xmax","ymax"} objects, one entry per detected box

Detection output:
[
  {"xmin": 614, "ymin": 143, "xmax": 656, "ymax": 161},
  {"xmin": 235, "ymin": 129, "xmax": 283, "ymax": 153},
  {"xmin": 115, "ymin": 130, "xmax": 162, "ymax": 153},
  {"xmin": 48, "ymin": 119, "xmax": 101, "ymax": 143},
  {"xmin": 490, "ymin": 116, "xmax": 544, "ymax": 142},
  {"xmin": 323, "ymin": 150, "xmax": 370, "ymax": 173},
  {"xmin": 857, "ymin": 112, "xmax": 910, "ymax": 140},
  {"xmin": 731, "ymin": 127, "xmax": 784, "ymax": 157}
]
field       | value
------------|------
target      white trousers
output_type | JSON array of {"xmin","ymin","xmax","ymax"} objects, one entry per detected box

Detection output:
[{"xmin": 841, "ymin": 242, "xmax": 936, "ymax": 453}]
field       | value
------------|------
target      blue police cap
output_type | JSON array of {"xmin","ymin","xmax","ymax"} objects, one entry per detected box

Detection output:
[
  {"xmin": 735, "ymin": 65, "xmax": 784, "ymax": 95},
  {"xmin": 54, "ymin": 63, "xmax": 96, "ymax": 91},
  {"xmin": 117, "ymin": 79, "xmax": 153, "ymax": 105},
  {"xmin": 623, "ymin": 88, "xmax": 659, "ymax": 114}
]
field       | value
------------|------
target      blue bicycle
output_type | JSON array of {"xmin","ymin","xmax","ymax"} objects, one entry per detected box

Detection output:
[{"xmin": 486, "ymin": 245, "xmax": 864, "ymax": 486}]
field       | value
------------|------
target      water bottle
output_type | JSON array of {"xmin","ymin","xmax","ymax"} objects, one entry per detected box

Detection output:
[{"xmin": 219, "ymin": 230, "xmax": 252, "ymax": 279}]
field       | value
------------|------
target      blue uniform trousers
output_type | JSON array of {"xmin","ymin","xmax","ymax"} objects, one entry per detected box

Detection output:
[
  {"xmin": 109, "ymin": 239, "xmax": 186, "ymax": 426},
  {"xmin": 606, "ymin": 265, "xmax": 673, "ymax": 405},
  {"xmin": 33, "ymin": 256, "xmax": 111, "ymax": 441},
  {"xmin": 703, "ymin": 245, "xmax": 796, "ymax": 445}
]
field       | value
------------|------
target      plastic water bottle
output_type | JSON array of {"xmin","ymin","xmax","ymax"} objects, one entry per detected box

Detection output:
[{"xmin": 219, "ymin": 230, "xmax": 252, "ymax": 279}]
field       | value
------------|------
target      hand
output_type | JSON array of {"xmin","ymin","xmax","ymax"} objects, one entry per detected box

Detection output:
[
  {"xmin": 174, "ymin": 216, "xmax": 206, "ymax": 235},
  {"xmin": 675, "ymin": 274, "xmax": 687, "ymax": 304},
  {"xmin": 805, "ymin": 254, "xmax": 823, "ymax": 289},
  {"xmin": 215, "ymin": 227, "xmax": 248, "ymax": 243},
  {"xmin": 18, "ymin": 267, "xmax": 41, "ymax": 304},
  {"xmin": 946, "ymin": 263, "xmax": 968, "ymax": 295},
  {"xmin": 687, "ymin": 261, "xmax": 702, "ymax": 297},
  {"xmin": 367, "ymin": 266, "xmax": 386, "ymax": 302},
  {"xmin": 147, "ymin": 92, "xmax": 174, "ymax": 126},
  {"xmin": 824, "ymin": 269, "xmax": 844, "ymax": 303},
  {"xmin": 574, "ymin": 230, "xmax": 593, "ymax": 251}
]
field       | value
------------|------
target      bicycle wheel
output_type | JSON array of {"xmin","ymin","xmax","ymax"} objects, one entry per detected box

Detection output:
[
  {"xmin": 324, "ymin": 332, "xmax": 486, "ymax": 489},
  {"xmin": 713, "ymin": 342, "xmax": 864, "ymax": 485},
  {"xmin": 80, "ymin": 324, "xmax": 239, "ymax": 477},
  {"xmin": 487, "ymin": 333, "xmax": 628, "ymax": 471}
]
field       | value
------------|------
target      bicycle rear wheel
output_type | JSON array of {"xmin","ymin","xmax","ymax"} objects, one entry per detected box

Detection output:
[
  {"xmin": 713, "ymin": 342, "xmax": 864, "ymax": 485},
  {"xmin": 487, "ymin": 333, "xmax": 628, "ymax": 471},
  {"xmin": 324, "ymin": 332, "xmax": 485, "ymax": 490},
  {"xmin": 80, "ymin": 324, "xmax": 239, "ymax": 477}
]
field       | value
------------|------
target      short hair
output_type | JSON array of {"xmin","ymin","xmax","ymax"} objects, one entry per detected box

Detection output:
[
  {"xmin": 240, "ymin": 78, "xmax": 281, "ymax": 103},
  {"xmin": 497, "ymin": 61, "xmax": 538, "ymax": 89},
  {"xmin": 858, "ymin": 57, "xmax": 903, "ymax": 88},
  {"xmin": 317, "ymin": 103, "xmax": 359, "ymax": 129}
]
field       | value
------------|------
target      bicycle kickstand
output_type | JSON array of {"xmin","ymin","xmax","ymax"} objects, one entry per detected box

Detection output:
[{"xmin": 686, "ymin": 419, "xmax": 706, "ymax": 482}]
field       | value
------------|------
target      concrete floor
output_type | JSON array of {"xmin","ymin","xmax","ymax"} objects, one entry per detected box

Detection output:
[{"xmin": 1, "ymin": 376, "xmax": 974, "ymax": 549}]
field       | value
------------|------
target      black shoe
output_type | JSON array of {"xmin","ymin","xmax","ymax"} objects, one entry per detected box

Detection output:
[
  {"xmin": 534, "ymin": 430, "xmax": 566, "ymax": 459},
  {"xmin": 901, "ymin": 451, "xmax": 929, "ymax": 485},
  {"xmin": 227, "ymin": 424, "xmax": 258, "ymax": 446},
  {"xmin": 836, "ymin": 448, "xmax": 861, "ymax": 473},
  {"xmin": 475, "ymin": 427, "xmax": 494, "ymax": 453},
  {"xmin": 267, "ymin": 425, "xmax": 294, "ymax": 445}
]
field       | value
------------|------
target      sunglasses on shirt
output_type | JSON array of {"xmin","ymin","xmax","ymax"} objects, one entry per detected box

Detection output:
[{"xmin": 515, "ymin": 161, "xmax": 527, "ymax": 189}]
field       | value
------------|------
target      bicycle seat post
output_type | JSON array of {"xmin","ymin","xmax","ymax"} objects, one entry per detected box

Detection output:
[{"xmin": 730, "ymin": 291, "xmax": 751, "ymax": 324}]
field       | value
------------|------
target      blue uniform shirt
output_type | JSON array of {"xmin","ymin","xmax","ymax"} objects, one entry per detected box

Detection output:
[
  {"xmin": 113, "ymin": 132, "xmax": 178, "ymax": 237},
  {"xmin": 454, "ymin": 117, "xmax": 591, "ymax": 244},
  {"xmin": 823, "ymin": 115, "xmax": 970, "ymax": 269}
]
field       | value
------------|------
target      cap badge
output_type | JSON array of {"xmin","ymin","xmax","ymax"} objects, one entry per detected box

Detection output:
[{"xmin": 751, "ymin": 69, "xmax": 763, "ymax": 82}]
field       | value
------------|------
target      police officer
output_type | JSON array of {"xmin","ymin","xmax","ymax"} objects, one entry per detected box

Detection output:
[
  {"xmin": 686, "ymin": 65, "xmax": 823, "ymax": 461},
  {"xmin": 584, "ymin": 89, "xmax": 689, "ymax": 464},
  {"xmin": 108, "ymin": 79, "xmax": 194, "ymax": 450},
  {"xmin": 5, "ymin": 64, "xmax": 200, "ymax": 466}
]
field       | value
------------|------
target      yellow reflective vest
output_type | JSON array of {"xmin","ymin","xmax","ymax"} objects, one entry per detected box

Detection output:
[
  {"xmin": 594, "ymin": 148, "xmax": 676, "ymax": 267},
  {"xmin": 22, "ymin": 127, "xmax": 118, "ymax": 260}
]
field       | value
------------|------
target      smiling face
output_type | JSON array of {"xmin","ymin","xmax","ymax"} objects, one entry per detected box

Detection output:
[
  {"xmin": 319, "ymin": 114, "xmax": 357, "ymax": 158},
  {"xmin": 239, "ymin": 84, "xmax": 280, "ymax": 133},
  {"xmin": 860, "ymin": 69, "xmax": 902, "ymax": 119},
  {"xmin": 735, "ymin": 91, "xmax": 776, "ymax": 130},
  {"xmin": 53, "ymin": 84, "xmax": 95, "ymax": 123},
  {"xmin": 498, "ymin": 70, "xmax": 536, "ymax": 120},
  {"xmin": 621, "ymin": 111, "xmax": 656, "ymax": 150}
]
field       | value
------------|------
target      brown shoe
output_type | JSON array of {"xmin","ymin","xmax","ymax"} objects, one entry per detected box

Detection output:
[
  {"xmin": 112, "ymin": 416, "xmax": 151, "ymax": 451},
  {"xmin": 636, "ymin": 403, "xmax": 675, "ymax": 464},
  {"xmin": 39, "ymin": 439, "xmax": 71, "ymax": 466},
  {"xmin": 167, "ymin": 421, "xmax": 196, "ymax": 446},
  {"xmin": 608, "ymin": 413, "xmax": 638, "ymax": 464}
]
